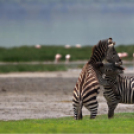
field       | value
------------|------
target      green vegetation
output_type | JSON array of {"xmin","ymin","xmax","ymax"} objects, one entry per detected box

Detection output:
[
  {"xmin": 0, "ymin": 45, "xmax": 133, "ymax": 62},
  {"xmin": 0, "ymin": 45, "xmax": 92, "ymax": 62},
  {"xmin": 116, "ymin": 45, "xmax": 134, "ymax": 60},
  {"xmin": 0, "ymin": 113, "xmax": 134, "ymax": 133},
  {"xmin": 0, "ymin": 64, "xmax": 68, "ymax": 73},
  {"xmin": 0, "ymin": 45, "xmax": 132, "ymax": 73},
  {"xmin": 0, "ymin": 63, "xmax": 85, "ymax": 73}
]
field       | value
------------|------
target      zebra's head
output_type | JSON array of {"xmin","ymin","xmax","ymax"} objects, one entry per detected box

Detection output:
[
  {"xmin": 89, "ymin": 38, "xmax": 122, "ymax": 65},
  {"xmin": 94, "ymin": 62, "xmax": 124, "ymax": 77},
  {"xmin": 93, "ymin": 62, "xmax": 124, "ymax": 85},
  {"xmin": 106, "ymin": 38, "xmax": 122, "ymax": 65}
]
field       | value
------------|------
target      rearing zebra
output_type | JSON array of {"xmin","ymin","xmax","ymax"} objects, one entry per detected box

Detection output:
[
  {"xmin": 72, "ymin": 38, "xmax": 122, "ymax": 120},
  {"xmin": 94, "ymin": 62, "xmax": 134, "ymax": 118}
]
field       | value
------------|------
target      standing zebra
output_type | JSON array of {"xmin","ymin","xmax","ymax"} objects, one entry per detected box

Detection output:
[
  {"xmin": 72, "ymin": 38, "xmax": 122, "ymax": 120},
  {"xmin": 93, "ymin": 62, "xmax": 134, "ymax": 118}
]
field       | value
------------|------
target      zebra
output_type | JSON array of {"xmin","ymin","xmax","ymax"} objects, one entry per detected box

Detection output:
[
  {"xmin": 93, "ymin": 62, "xmax": 134, "ymax": 118},
  {"xmin": 72, "ymin": 38, "xmax": 122, "ymax": 120}
]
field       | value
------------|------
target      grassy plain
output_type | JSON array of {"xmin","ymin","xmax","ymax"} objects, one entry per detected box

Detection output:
[
  {"xmin": 0, "ymin": 64, "xmax": 67, "ymax": 73},
  {"xmin": 0, "ymin": 113, "xmax": 134, "ymax": 133},
  {"xmin": 0, "ymin": 63, "xmax": 86, "ymax": 73},
  {"xmin": 0, "ymin": 45, "xmax": 133, "ymax": 62},
  {"xmin": 0, "ymin": 45, "xmax": 133, "ymax": 73},
  {"xmin": 0, "ymin": 45, "xmax": 92, "ymax": 62}
]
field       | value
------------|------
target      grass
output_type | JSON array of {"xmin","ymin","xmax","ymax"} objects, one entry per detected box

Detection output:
[
  {"xmin": 0, "ymin": 44, "xmax": 133, "ymax": 73},
  {"xmin": 0, "ymin": 63, "xmax": 85, "ymax": 73},
  {"xmin": 0, "ymin": 45, "xmax": 134, "ymax": 62},
  {"xmin": 0, "ymin": 64, "xmax": 68, "ymax": 73},
  {"xmin": 0, "ymin": 45, "xmax": 92, "ymax": 62},
  {"xmin": 0, "ymin": 113, "xmax": 134, "ymax": 133},
  {"xmin": 116, "ymin": 45, "xmax": 134, "ymax": 60}
]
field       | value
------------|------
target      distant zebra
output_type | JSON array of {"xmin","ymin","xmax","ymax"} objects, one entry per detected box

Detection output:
[
  {"xmin": 72, "ymin": 38, "xmax": 122, "ymax": 120},
  {"xmin": 93, "ymin": 62, "xmax": 134, "ymax": 118}
]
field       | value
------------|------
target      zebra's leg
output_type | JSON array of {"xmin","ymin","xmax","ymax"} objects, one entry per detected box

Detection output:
[
  {"xmin": 73, "ymin": 102, "xmax": 78, "ymax": 120},
  {"xmin": 77, "ymin": 109, "xmax": 83, "ymax": 120},
  {"xmin": 112, "ymin": 85, "xmax": 121, "ymax": 101},
  {"xmin": 107, "ymin": 102, "xmax": 118, "ymax": 119},
  {"xmin": 90, "ymin": 107, "xmax": 98, "ymax": 119},
  {"xmin": 84, "ymin": 100, "xmax": 98, "ymax": 119},
  {"xmin": 77, "ymin": 101, "xmax": 83, "ymax": 120},
  {"xmin": 103, "ymin": 90, "xmax": 119, "ymax": 119},
  {"xmin": 73, "ymin": 102, "xmax": 83, "ymax": 120}
]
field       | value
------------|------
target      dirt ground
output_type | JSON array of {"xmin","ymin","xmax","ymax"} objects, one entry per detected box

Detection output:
[{"xmin": 0, "ymin": 70, "xmax": 134, "ymax": 120}]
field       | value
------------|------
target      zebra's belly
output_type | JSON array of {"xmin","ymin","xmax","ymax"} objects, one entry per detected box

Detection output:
[
  {"xmin": 120, "ymin": 97, "xmax": 133, "ymax": 104},
  {"xmin": 119, "ymin": 90, "xmax": 134, "ymax": 104},
  {"xmin": 120, "ymin": 102, "xmax": 133, "ymax": 104},
  {"xmin": 103, "ymin": 91, "xmax": 117, "ymax": 102}
]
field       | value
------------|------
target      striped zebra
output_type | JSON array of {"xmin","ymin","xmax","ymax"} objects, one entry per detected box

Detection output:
[
  {"xmin": 93, "ymin": 62, "xmax": 134, "ymax": 118},
  {"xmin": 72, "ymin": 38, "xmax": 122, "ymax": 120}
]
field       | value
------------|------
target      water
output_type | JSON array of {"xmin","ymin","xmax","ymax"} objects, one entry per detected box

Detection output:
[{"xmin": 1, "ymin": 0, "xmax": 134, "ymax": 47}]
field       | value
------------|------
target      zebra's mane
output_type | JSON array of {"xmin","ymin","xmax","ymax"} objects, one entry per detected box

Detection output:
[{"xmin": 88, "ymin": 40, "xmax": 108, "ymax": 64}]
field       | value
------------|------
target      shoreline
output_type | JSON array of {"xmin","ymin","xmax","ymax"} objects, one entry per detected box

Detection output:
[{"xmin": 0, "ymin": 69, "xmax": 133, "ymax": 78}]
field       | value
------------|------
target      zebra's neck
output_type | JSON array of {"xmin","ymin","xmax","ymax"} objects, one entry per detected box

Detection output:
[
  {"xmin": 88, "ymin": 56, "xmax": 103, "ymax": 64},
  {"xmin": 94, "ymin": 70, "xmax": 109, "ymax": 86},
  {"xmin": 88, "ymin": 42, "xmax": 108, "ymax": 64},
  {"xmin": 102, "ymin": 74, "xmax": 117, "ymax": 88}
]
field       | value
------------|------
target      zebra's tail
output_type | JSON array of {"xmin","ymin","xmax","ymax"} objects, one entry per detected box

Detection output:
[{"xmin": 77, "ymin": 99, "xmax": 83, "ymax": 120}]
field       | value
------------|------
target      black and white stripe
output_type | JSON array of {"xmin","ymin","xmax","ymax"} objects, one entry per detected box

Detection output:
[
  {"xmin": 104, "ymin": 74, "xmax": 134, "ymax": 118},
  {"xmin": 94, "ymin": 62, "xmax": 134, "ymax": 118},
  {"xmin": 72, "ymin": 38, "xmax": 122, "ymax": 120},
  {"xmin": 73, "ymin": 63, "xmax": 100, "ymax": 119}
]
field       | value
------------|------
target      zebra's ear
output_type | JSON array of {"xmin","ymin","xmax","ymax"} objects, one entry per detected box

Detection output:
[
  {"xmin": 108, "ymin": 37, "xmax": 116, "ymax": 46},
  {"xmin": 93, "ymin": 62, "xmax": 104, "ymax": 69}
]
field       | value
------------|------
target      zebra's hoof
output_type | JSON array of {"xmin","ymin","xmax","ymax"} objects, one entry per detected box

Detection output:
[
  {"xmin": 77, "ymin": 116, "xmax": 83, "ymax": 120},
  {"xmin": 90, "ymin": 116, "xmax": 95, "ymax": 119},
  {"xmin": 74, "ymin": 116, "xmax": 77, "ymax": 120},
  {"xmin": 108, "ymin": 116, "xmax": 114, "ymax": 119},
  {"xmin": 108, "ymin": 114, "xmax": 114, "ymax": 119}
]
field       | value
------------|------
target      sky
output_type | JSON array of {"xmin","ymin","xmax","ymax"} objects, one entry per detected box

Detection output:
[{"xmin": 0, "ymin": 0, "xmax": 134, "ymax": 47}]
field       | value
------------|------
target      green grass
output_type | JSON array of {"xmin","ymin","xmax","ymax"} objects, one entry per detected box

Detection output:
[
  {"xmin": 0, "ymin": 45, "xmax": 133, "ymax": 62},
  {"xmin": 116, "ymin": 45, "xmax": 134, "ymax": 60},
  {"xmin": 0, "ymin": 45, "xmax": 92, "ymax": 62},
  {"xmin": 0, "ymin": 63, "xmax": 85, "ymax": 73},
  {"xmin": 0, "ymin": 113, "xmax": 134, "ymax": 133},
  {"xmin": 0, "ymin": 64, "xmax": 68, "ymax": 73}
]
